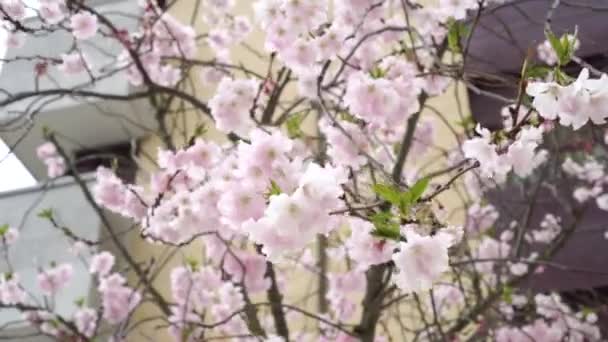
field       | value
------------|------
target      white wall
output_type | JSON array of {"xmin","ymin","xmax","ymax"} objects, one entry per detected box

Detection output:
[{"xmin": 0, "ymin": 174, "xmax": 100, "ymax": 333}]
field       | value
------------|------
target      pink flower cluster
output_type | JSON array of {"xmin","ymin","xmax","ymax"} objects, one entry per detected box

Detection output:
[
  {"xmin": 94, "ymin": 167, "xmax": 147, "ymax": 221},
  {"xmin": 58, "ymin": 52, "xmax": 90, "ymax": 75},
  {"xmin": 243, "ymin": 162, "xmax": 347, "ymax": 260},
  {"xmin": 392, "ymin": 227, "xmax": 462, "ymax": 293},
  {"xmin": 494, "ymin": 293, "xmax": 600, "ymax": 341},
  {"xmin": 36, "ymin": 142, "xmax": 66, "ymax": 178},
  {"xmin": 344, "ymin": 63, "xmax": 422, "ymax": 128},
  {"xmin": 463, "ymin": 125, "xmax": 547, "ymax": 180},
  {"xmin": 119, "ymin": 12, "xmax": 195, "ymax": 87},
  {"xmin": 37, "ymin": 263, "xmax": 73, "ymax": 295},
  {"xmin": 39, "ymin": 0, "xmax": 66, "ymax": 24},
  {"xmin": 528, "ymin": 68, "xmax": 608, "ymax": 130},
  {"xmin": 327, "ymin": 271, "xmax": 366, "ymax": 321},
  {"xmin": 89, "ymin": 251, "xmax": 115, "ymax": 277},
  {"xmin": 0, "ymin": 273, "xmax": 26, "ymax": 305},
  {"xmin": 101, "ymin": 128, "xmax": 348, "ymax": 261},
  {"xmin": 345, "ymin": 217, "xmax": 395, "ymax": 269},
  {"xmin": 70, "ymin": 12, "xmax": 98, "ymax": 40},
  {"xmin": 209, "ymin": 77, "xmax": 259, "ymax": 136},
  {"xmin": 74, "ymin": 307, "xmax": 97, "ymax": 338},
  {"xmin": 168, "ymin": 265, "xmax": 249, "ymax": 340},
  {"xmin": 98, "ymin": 273, "xmax": 141, "ymax": 324},
  {"xmin": 561, "ymin": 156, "xmax": 608, "ymax": 209}
]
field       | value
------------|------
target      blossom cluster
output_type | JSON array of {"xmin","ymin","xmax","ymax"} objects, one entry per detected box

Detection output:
[
  {"xmin": 527, "ymin": 68, "xmax": 608, "ymax": 130},
  {"xmin": 494, "ymin": 293, "xmax": 600, "ymax": 341},
  {"xmin": 462, "ymin": 124, "xmax": 547, "ymax": 180},
  {"xmin": 36, "ymin": 142, "xmax": 66, "ymax": 178}
]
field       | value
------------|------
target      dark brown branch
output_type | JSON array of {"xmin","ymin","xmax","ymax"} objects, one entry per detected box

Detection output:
[{"xmin": 257, "ymin": 245, "xmax": 289, "ymax": 340}]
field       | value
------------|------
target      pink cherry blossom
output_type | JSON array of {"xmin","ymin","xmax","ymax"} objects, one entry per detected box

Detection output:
[
  {"xmin": 1, "ymin": 0, "xmax": 26, "ymax": 20},
  {"xmin": 37, "ymin": 263, "xmax": 73, "ymax": 295},
  {"xmin": 320, "ymin": 119, "xmax": 369, "ymax": 170},
  {"xmin": 153, "ymin": 14, "xmax": 197, "ymax": 58},
  {"xmin": 98, "ymin": 273, "xmax": 141, "ymax": 324},
  {"xmin": 532, "ymin": 214, "xmax": 562, "ymax": 243},
  {"xmin": 36, "ymin": 142, "xmax": 57, "ymax": 159},
  {"xmin": 69, "ymin": 241, "xmax": 88, "ymax": 256},
  {"xmin": 90, "ymin": 251, "xmax": 115, "ymax": 277},
  {"xmin": 345, "ymin": 217, "xmax": 395, "ymax": 269},
  {"xmin": 94, "ymin": 167, "xmax": 146, "ymax": 220},
  {"xmin": 314, "ymin": 25, "xmax": 346, "ymax": 61},
  {"xmin": 209, "ymin": 77, "xmax": 259, "ymax": 136},
  {"xmin": 44, "ymin": 156, "xmax": 66, "ymax": 178},
  {"xmin": 466, "ymin": 203, "xmax": 498, "ymax": 234},
  {"xmin": 223, "ymin": 251, "xmax": 270, "ymax": 293},
  {"xmin": 39, "ymin": 1, "xmax": 65, "ymax": 24},
  {"xmin": 327, "ymin": 271, "xmax": 365, "ymax": 320},
  {"xmin": 392, "ymin": 230, "xmax": 454, "ymax": 293},
  {"xmin": 58, "ymin": 53, "xmax": 89, "ymax": 75},
  {"xmin": 474, "ymin": 237, "xmax": 511, "ymax": 274},
  {"xmin": 509, "ymin": 262, "xmax": 528, "ymax": 276},
  {"xmin": 74, "ymin": 307, "xmax": 97, "ymax": 338},
  {"xmin": 462, "ymin": 125, "xmax": 509, "ymax": 179},
  {"xmin": 528, "ymin": 69, "xmax": 608, "ymax": 130},
  {"xmin": 70, "ymin": 12, "xmax": 98, "ymax": 40},
  {"xmin": 0, "ymin": 273, "xmax": 26, "ymax": 305},
  {"xmin": 439, "ymin": 0, "xmax": 477, "ymax": 20}
]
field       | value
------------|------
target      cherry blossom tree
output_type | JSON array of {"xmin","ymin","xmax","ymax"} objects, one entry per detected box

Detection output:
[{"xmin": 0, "ymin": 0, "xmax": 607, "ymax": 341}]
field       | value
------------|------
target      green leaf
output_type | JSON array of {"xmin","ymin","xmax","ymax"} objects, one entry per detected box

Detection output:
[
  {"xmin": 286, "ymin": 112, "xmax": 305, "ymax": 138},
  {"xmin": 370, "ymin": 211, "xmax": 401, "ymax": 241},
  {"xmin": 409, "ymin": 177, "xmax": 430, "ymax": 203},
  {"xmin": 372, "ymin": 180, "xmax": 429, "ymax": 216},
  {"xmin": 338, "ymin": 111, "xmax": 358, "ymax": 123},
  {"xmin": 74, "ymin": 297, "xmax": 85, "ymax": 308},
  {"xmin": 545, "ymin": 29, "xmax": 563, "ymax": 63},
  {"xmin": 0, "ymin": 224, "xmax": 8, "ymax": 235},
  {"xmin": 371, "ymin": 228, "xmax": 401, "ymax": 240},
  {"xmin": 111, "ymin": 158, "xmax": 119, "ymax": 172},
  {"xmin": 456, "ymin": 115, "xmax": 475, "ymax": 131},
  {"xmin": 447, "ymin": 19, "xmax": 470, "ymax": 54},
  {"xmin": 185, "ymin": 257, "xmax": 199, "ymax": 271},
  {"xmin": 582, "ymin": 306, "xmax": 595, "ymax": 318},
  {"xmin": 37, "ymin": 208, "xmax": 53, "ymax": 220},
  {"xmin": 525, "ymin": 64, "xmax": 552, "ymax": 79},
  {"xmin": 370, "ymin": 66, "xmax": 386, "ymax": 79},
  {"xmin": 372, "ymin": 183, "xmax": 402, "ymax": 205},
  {"xmin": 193, "ymin": 123, "xmax": 207, "ymax": 137},
  {"xmin": 554, "ymin": 68, "xmax": 573, "ymax": 85},
  {"xmin": 544, "ymin": 29, "xmax": 577, "ymax": 66},
  {"xmin": 267, "ymin": 180, "xmax": 282, "ymax": 197},
  {"xmin": 41, "ymin": 126, "xmax": 51, "ymax": 137},
  {"xmin": 371, "ymin": 211, "xmax": 393, "ymax": 224},
  {"xmin": 559, "ymin": 34, "xmax": 576, "ymax": 66},
  {"xmin": 502, "ymin": 285, "xmax": 513, "ymax": 304}
]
